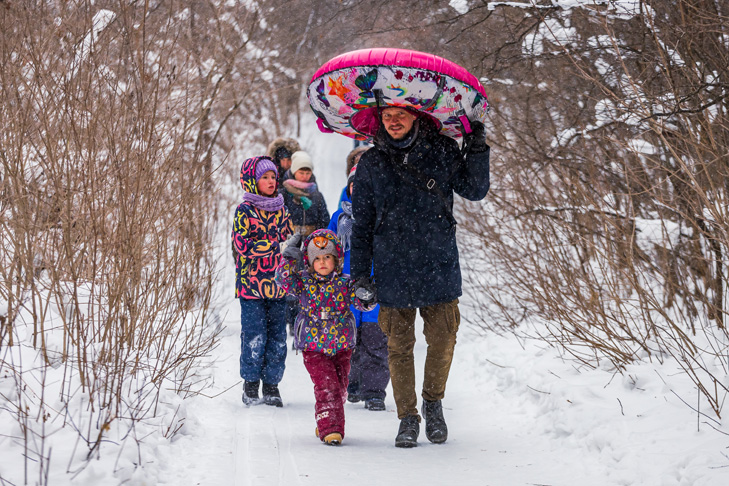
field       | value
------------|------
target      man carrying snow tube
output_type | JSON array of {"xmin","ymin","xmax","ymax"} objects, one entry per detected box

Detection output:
[{"xmin": 350, "ymin": 106, "xmax": 490, "ymax": 447}]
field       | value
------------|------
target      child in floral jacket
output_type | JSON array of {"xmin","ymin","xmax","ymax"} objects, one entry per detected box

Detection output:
[
  {"xmin": 275, "ymin": 229, "xmax": 375, "ymax": 445},
  {"xmin": 233, "ymin": 156, "xmax": 293, "ymax": 407}
]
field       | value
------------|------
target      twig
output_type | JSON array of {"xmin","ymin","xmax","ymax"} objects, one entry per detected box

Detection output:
[
  {"xmin": 670, "ymin": 390, "xmax": 721, "ymax": 426},
  {"xmin": 170, "ymin": 380, "xmax": 241, "ymax": 399},
  {"xmin": 701, "ymin": 422, "xmax": 729, "ymax": 437}
]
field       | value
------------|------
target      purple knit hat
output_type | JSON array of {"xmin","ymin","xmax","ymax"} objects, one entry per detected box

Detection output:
[{"xmin": 254, "ymin": 157, "xmax": 278, "ymax": 182}]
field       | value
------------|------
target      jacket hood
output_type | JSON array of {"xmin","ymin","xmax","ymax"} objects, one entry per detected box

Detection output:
[
  {"xmin": 346, "ymin": 146, "xmax": 370, "ymax": 176},
  {"xmin": 303, "ymin": 229, "xmax": 344, "ymax": 273},
  {"xmin": 266, "ymin": 138, "xmax": 302, "ymax": 161},
  {"xmin": 240, "ymin": 156, "xmax": 277, "ymax": 195},
  {"xmin": 338, "ymin": 186, "xmax": 351, "ymax": 205}
]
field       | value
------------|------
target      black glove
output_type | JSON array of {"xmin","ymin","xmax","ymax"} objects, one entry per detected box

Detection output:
[
  {"xmin": 464, "ymin": 120, "xmax": 488, "ymax": 153},
  {"xmin": 354, "ymin": 276, "xmax": 377, "ymax": 307}
]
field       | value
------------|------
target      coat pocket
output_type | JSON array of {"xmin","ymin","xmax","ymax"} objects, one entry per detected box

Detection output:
[
  {"xmin": 445, "ymin": 299, "xmax": 461, "ymax": 335},
  {"xmin": 293, "ymin": 314, "xmax": 306, "ymax": 350},
  {"xmin": 378, "ymin": 307, "xmax": 392, "ymax": 337}
]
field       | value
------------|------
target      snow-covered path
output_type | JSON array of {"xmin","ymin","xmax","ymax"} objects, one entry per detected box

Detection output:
[
  {"xmin": 152, "ymin": 297, "xmax": 600, "ymax": 486},
  {"xmin": 146, "ymin": 117, "xmax": 728, "ymax": 486},
  {"xmin": 150, "ymin": 291, "xmax": 728, "ymax": 486}
]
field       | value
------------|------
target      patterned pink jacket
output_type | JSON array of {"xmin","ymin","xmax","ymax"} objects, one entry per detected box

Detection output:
[
  {"xmin": 233, "ymin": 156, "xmax": 294, "ymax": 299},
  {"xmin": 275, "ymin": 229, "xmax": 373, "ymax": 355}
]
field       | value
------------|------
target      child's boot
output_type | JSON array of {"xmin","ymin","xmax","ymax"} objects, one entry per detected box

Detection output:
[
  {"xmin": 262, "ymin": 383, "xmax": 283, "ymax": 407},
  {"xmin": 242, "ymin": 380, "xmax": 260, "ymax": 406},
  {"xmin": 364, "ymin": 397, "xmax": 386, "ymax": 411},
  {"xmin": 323, "ymin": 432, "xmax": 342, "ymax": 446},
  {"xmin": 316, "ymin": 427, "xmax": 343, "ymax": 445}
]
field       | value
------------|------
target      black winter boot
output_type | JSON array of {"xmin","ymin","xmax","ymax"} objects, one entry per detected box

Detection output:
[
  {"xmin": 364, "ymin": 397, "xmax": 386, "ymax": 411},
  {"xmin": 242, "ymin": 380, "xmax": 260, "ymax": 406},
  {"xmin": 395, "ymin": 414, "xmax": 420, "ymax": 448},
  {"xmin": 262, "ymin": 383, "xmax": 283, "ymax": 407},
  {"xmin": 422, "ymin": 399, "xmax": 448, "ymax": 444}
]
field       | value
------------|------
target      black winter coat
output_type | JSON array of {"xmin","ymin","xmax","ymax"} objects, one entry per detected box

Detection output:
[
  {"xmin": 281, "ymin": 172, "xmax": 331, "ymax": 235},
  {"xmin": 351, "ymin": 129, "xmax": 490, "ymax": 308}
]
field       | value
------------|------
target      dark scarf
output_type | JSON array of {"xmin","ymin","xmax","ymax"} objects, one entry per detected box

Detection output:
[
  {"xmin": 336, "ymin": 201, "xmax": 353, "ymax": 252},
  {"xmin": 376, "ymin": 119, "xmax": 420, "ymax": 152},
  {"xmin": 375, "ymin": 119, "xmax": 427, "ymax": 166}
]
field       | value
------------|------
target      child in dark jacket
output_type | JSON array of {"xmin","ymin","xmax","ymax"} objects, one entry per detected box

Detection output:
[
  {"xmin": 281, "ymin": 151, "xmax": 330, "ymax": 237},
  {"xmin": 275, "ymin": 229, "xmax": 374, "ymax": 445},
  {"xmin": 233, "ymin": 156, "xmax": 294, "ymax": 407}
]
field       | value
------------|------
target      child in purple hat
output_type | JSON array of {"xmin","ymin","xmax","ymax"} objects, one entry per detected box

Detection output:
[{"xmin": 233, "ymin": 156, "xmax": 293, "ymax": 407}]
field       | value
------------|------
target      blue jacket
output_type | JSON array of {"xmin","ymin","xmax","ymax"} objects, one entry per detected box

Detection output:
[
  {"xmin": 351, "ymin": 127, "xmax": 490, "ymax": 308},
  {"xmin": 329, "ymin": 190, "xmax": 379, "ymax": 324}
]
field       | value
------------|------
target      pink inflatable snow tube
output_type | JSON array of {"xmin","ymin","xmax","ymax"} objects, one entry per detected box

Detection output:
[{"xmin": 308, "ymin": 48, "xmax": 489, "ymax": 140}]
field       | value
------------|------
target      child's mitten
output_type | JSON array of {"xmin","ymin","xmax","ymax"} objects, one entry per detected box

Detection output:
[{"xmin": 282, "ymin": 244, "xmax": 303, "ymax": 263}]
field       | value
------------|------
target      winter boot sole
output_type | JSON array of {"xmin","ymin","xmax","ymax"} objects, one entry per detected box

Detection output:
[
  {"xmin": 242, "ymin": 395, "xmax": 262, "ymax": 406},
  {"xmin": 263, "ymin": 396, "xmax": 283, "ymax": 407},
  {"xmin": 323, "ymin": 433, "xmax": 342, "ymax": 446},
  {"xmin": 395, "ymin": 437, "xmax": 418, "ymax": 448}
]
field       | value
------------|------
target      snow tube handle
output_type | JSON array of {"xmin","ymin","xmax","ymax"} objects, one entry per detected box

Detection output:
[
  {"xmin": 316, "ymin": 117, "xmax": 334, "ymax": 134},
  {"xmin": 457, "ymin": 109, "xmax": 472, "ymax": 135},
  {"xmin": 459, "ymin": 115, "xmax": 472, "ymax": 135}
]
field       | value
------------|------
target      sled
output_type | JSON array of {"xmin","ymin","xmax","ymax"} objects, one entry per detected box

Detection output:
[{"xmin": 307, "ymin": 48, "xmax": 489, "ymax": 141}]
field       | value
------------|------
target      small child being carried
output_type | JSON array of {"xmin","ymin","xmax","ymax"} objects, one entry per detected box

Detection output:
[{"xmin": 275, "ymin": 229, "xmax": 375, "ymax": 446}]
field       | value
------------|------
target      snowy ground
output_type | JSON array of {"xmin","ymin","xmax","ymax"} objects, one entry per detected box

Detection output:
[
  {"xmin": 149, "ymin": 119, "xmax": 729, "ymax": 486},
  {"xmin": 2, "ymin": 116, "xmax": 727, "ymax": 485},
  {"xmin": 148, "ymin": 293, "xmax": 729, "ymax": 486}
]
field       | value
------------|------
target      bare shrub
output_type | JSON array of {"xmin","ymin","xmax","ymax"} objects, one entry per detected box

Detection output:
[
  {"xmin": 454, "ymin": 1, "xmax": 729, "ymax": 417},
  {"xmin": 0, "ymin": 1, "xmax": 276, "ymax": 481}
]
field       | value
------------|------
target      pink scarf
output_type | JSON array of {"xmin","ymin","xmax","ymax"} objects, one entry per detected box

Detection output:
[{"xmin": 283, "ymin": 179, "xmax": 317, "ymax": 198}]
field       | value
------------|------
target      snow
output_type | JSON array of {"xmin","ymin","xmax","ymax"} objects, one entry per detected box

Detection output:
[
  {"xmin": 628, "ymin": 138, "xmax": 657, "ymax": 155},
  {"xmin": 449, "ymin": 0, "xmax": 470, "ymax": 15},
  {"xmin": 522, "ymin": 18, "xmax": 577, "ymax": 57},
  {"xmin": 149, "ymin": 300, "xmax": 729, "ymax": 486},
  {"xmin": 2, "ymin": 107, "xmax": 728, "ymax": 486},
  {"xmin": 69, "ymin": 9, "xmax": 115, "ymax": 80},
  {"xmin": 551, "ymin": 127, "xmax": 578, "ymax": 148}
]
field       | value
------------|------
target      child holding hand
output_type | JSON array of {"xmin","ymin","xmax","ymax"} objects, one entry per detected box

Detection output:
[{"xmin": 275, "ymin": 229, "xmax": 375, "ymax": 445}]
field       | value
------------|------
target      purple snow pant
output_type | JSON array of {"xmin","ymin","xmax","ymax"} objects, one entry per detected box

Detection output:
[
  {"xmin": 303, "ymin": 349, "xmax": 353, "ymax": 441},
  {"xmin": 349, "ymin": 321, "xmax": 390, "ymax": 400}
]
